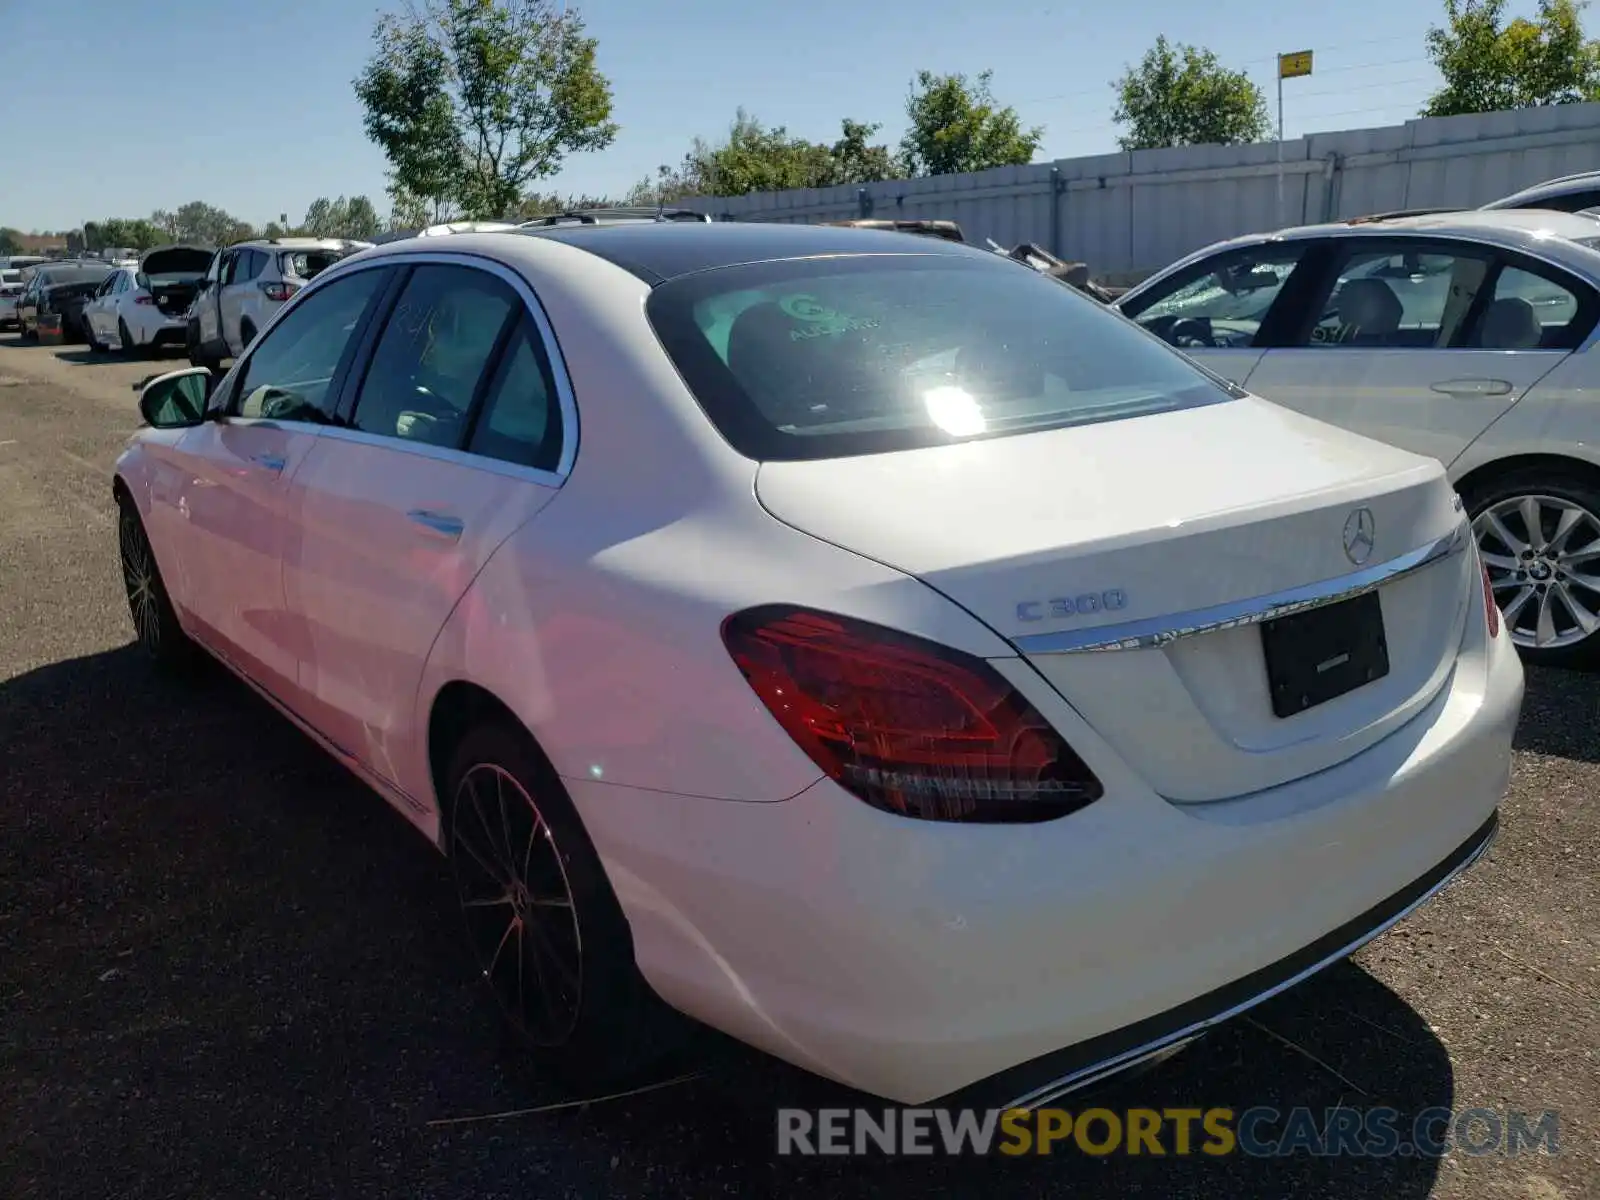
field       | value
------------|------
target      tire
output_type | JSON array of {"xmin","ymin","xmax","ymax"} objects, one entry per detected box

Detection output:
[
  {"xmin": 1463, "ymin": 466, "xmax": 1600, "ymax": 668},
  {"xmin": 117, "ymin": 495, "xmax": 196, "ymax": 673},
  {"xmin": 118, "ymin": 318, "xmax": 141, "ymax": 357},
  {"xmin": 444, "ymin": 720, "xmax": 682, "ymax": 1086},
  {"xmin": 86, "ymin": 321, "xmax": 104, "ymax": 353},
  {"xmin": 238, "ymin": 319, "xmax": 256, "ymax": 353}
]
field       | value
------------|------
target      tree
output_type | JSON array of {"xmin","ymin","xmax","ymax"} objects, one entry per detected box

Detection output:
[
  {"xmin": 899, "ymin": 70, "xmax": 1043, "ymax": 176},
  {"xmin": 1422, "ymin": 0, "xmax": 1600, "ymax": 116},
  {"xmin": 0, "ymin": 228, "xmax": 20, "ymax": 256},
  {"xmin": 1111, "ymin": 37, "xmax": 1270, "ymax": 151},
  {"xmin": 826, "ymin": 119, "xmax": 905, "ymax": 185},
  {"xmin": 634, "ymin": 112, "xmax": 903, "ymax": 201},
  {"xmin": 354, "ymin": 0, "xmax": 619, "ymax": 220},
  {"xmin": 301, "ymin": 195, "xmax": 384, "ymax": 239}
]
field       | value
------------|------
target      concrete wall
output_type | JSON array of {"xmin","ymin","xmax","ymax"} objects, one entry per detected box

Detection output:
[{"xmin": 680, "ymin": 102, "xmax": 1600, "ymax": 285}]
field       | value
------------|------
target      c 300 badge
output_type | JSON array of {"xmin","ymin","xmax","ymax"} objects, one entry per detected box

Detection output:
[{"xmin": 1016, "ymin": 590, "xmax": 1129, "ymax": 622}]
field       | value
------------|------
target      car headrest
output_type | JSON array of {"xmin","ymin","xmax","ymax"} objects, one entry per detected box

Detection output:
[
  {"xmin": 1336, "ymin": 278, "xmax": 1404, "ymax": 336},
  {"xmin": 1477, "ymin": 296, "xmax": 1542, "ymax": 349}
]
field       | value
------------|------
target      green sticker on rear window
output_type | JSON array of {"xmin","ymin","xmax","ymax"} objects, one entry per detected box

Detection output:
[{"xmin": 777, "ymin": 292, "xmax": 881, "ymax": 340}]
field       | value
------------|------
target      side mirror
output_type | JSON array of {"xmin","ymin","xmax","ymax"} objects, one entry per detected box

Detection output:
[{"xmin": 138, "ymin": 367, "xmax": 213, "ymax": 429}]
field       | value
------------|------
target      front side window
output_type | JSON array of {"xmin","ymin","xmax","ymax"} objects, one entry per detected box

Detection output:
[
  {"xmin": 647, "ymin": 253, "xmax": 1235, "ymax": 461},
  {"xmin": 1302, "ymin": 245, "xmax": 1492, "ymax": 349},
  {"xmin": 348, "ymin": 264, "xmax": 519, "ymax": 448},
  {"xmin": 231, "ymin": 268, "xmax": 387, "ymax": 423},
  {"xmin": 1121, "ymin": 245, "xmax": 1308, "ymax": 349}
]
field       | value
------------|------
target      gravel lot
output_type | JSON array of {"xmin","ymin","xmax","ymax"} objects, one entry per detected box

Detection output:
[{"xmin": 0, "ymin": 336, "xmax": 1594, "ymax": 1199}]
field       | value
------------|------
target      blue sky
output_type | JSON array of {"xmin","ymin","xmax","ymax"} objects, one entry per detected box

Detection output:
[{"xmin": 0, "ymin": 0, "xmax": 1502, "ymax": 232}]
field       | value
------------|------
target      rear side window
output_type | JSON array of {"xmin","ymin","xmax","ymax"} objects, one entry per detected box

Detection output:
[
  {"xmin": 465, "ymin": 320, "xmax": 563, "ymax": 471},
  {"xmin": 1302, "ymin": 247, "xmax": 1491, "ymax": 349},
  {"xmin": 647, "ymin": 254, "xmax": 1234, "ymax": 461},
  {"xmin": 348, "ymin": 264, "xmax": 519, "ymax": 448}
]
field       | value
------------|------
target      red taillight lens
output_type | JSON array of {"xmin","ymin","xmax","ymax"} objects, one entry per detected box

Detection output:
[
  {"xmin": 1482, "ymin": 565, "xmax": 1500, "ymax": 638},
  {"xmin": 721, "ymin": 606, "xmax": 1104, "ymax": 823},
  {"xmin": 259, "ymin": 281, "xmax": 298, "ymax": 302}
]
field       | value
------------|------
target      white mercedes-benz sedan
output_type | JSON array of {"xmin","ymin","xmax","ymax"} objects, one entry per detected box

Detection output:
[
  {"xmin": 1115, "ymin": 209, "xmax": 1600, "ymax": 668},
  {"xmin": 114, "ymin": 222, "xmax": 1523, "ymax": 1109}
]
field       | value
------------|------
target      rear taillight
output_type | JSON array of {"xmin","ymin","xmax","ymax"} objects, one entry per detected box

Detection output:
[
  {"xmin": 259, "ymin": 281, "xmax": 298, "ymax": 302},
  {"xmin": 1482, "ymin": 565, "xmax": 1500, "ymax": 638},
  {"xmin": 721, "ymin": 606, "xmax": 1103, "ymax": 823},
  {"xmin": 135, "ymin": 295, "xmax": 155, "ymax": 306}
]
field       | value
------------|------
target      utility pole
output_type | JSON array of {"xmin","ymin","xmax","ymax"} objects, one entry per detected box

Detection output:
[{"xmin": 1276, "ymin": 50, "xmax": 1314, "ymax": 228}]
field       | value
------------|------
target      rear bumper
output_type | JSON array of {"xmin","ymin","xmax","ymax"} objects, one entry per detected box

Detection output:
[{"xmin": 566, "ymin": 613, "xmax": 1523, "ymax": 1105}]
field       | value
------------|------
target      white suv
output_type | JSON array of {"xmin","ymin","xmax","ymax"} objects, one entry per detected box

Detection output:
[{"xmin": 187, "ymin": 237, "xmax": 370, "ymax": 368}]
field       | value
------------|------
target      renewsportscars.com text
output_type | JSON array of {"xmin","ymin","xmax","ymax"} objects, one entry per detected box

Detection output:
[{"xmin": 776, "ymin": 1106, "xmax": 1560, "ymax": 1158}]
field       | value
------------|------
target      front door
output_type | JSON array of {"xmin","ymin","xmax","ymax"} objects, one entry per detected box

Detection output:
[
  {"xmin": 283, "ymin": 263, "xmax": 567, "ymax": 785},
  {"xmin": 166, "ymin": 264, "xmax": 393, "ymax": 697},
  {"xmin": 1242, "ymin": 239, "xmax": 1592, "ymax": 465}
]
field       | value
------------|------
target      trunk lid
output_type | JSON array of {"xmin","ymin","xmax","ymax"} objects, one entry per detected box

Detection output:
[
  {"xmin": 139, "ymin": 245, "xmax": 214, "ymax": 277},
  {"xmin": 139, "ymin": 245, "xmax": 212, "ymax": 318},
  {"xmin": 755, "ymin": 397, "xmax": 1473, "ymax": 802}
]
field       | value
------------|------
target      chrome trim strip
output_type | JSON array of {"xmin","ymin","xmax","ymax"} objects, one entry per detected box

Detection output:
[
  {"xmin": 1003, "ymin": 816, "xmax": 1498, "ymax": 1113},
  {"xmin": 1013, "ymin": 520, "xmax": 1470, "ymax": 655},
  {"xmin": 212, "ymin": 249, "xmax": 581, "ymax": 482}
]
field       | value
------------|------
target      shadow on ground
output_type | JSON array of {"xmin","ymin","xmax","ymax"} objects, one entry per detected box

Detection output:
[
  {"xmin": 0, "ymin": 645, "xmax": 1459, "ymax": 1198},
  {"xmin": 1513, "ymin": 664, "xmax": 1600, "ymax": 762}
]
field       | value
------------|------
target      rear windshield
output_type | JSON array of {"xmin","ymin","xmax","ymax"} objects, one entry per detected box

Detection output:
[
  {"xmin": 280, "ymin": 250, "xmax": 347, "ymax": 280},
  {"xmin": 646, "ymin": 254, "xmax": 1234, "ymax": 461}
]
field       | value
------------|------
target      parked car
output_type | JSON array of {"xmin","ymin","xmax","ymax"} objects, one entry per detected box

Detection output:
[
  {"xmin": 186, "ymin": 237, "xmax": 371, "ymax": 369},
  {"xmin": 0, "ymin": 271, "xmax": 22, "ymax": 330},
  {"xmin": 13, "ymin": 261, "xmax": 112, "ymax": 342},
  {"xmin": 82, "ymin": 245, "xmax": 213, "ymax": 355},
  {"xmin": 1481, "ymin": 170, "xmax": 1600, "ymax": 214},
  {"xmin": 1116, "ymin": 208, "xmax": 1600, "ymax": 666},
  {"xmin": 117, "ymin": 222, "xmax": 1520, "ymax": 1109}
]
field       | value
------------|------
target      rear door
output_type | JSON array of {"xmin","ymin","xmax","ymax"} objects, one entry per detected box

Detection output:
[
  {"xmin": 282, "ymin": 258, "xmax": 569, "ymax": 786},
  {"xmin": 85, "ymin": 272, "xmax": 117, "ymax": 341},
  {"xmin": 1241, "ymin": 236, "xmax": 1596, "ymax": 465},
  {"xmin": 1116, "ymin": 240, "xmax": 1326, "ymax": 387}
]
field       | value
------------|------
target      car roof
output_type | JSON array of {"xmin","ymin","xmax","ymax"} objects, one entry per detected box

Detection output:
[
  {"xmin": 1484, "ymin": 171, "xmax": 1600, "ymax": 207},
  {"xmin": 510, "ymin": 220, "xmax": 1000, "ymax": 284},
  {"xmin": 1161, "ymin": 208, "xmax": 1600, "ymax": 271},
  {"xmin": 233, "ymin": 237, "xmax": 360, "ymax": 250}
]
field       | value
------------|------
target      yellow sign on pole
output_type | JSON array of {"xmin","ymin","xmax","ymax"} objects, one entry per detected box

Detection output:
[{"xmin": 1279, "ymin": 50, "xmax": 1314, "ymax": 79}]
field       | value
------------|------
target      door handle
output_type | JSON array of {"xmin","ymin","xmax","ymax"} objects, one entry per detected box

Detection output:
[
  {"xmin": 1429, "ymin": 378, "xmax": 1513, "ymax": 397},
  {"xmin": 250, "ymin": 453, "xmax": 286, "ymax": 472},
  {"xmin": 407, "ymin": 509, "xmax": 464, "ymax": 540}
]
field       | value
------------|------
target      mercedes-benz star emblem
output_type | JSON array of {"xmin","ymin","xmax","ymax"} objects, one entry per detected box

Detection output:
[{"xmin": 1343, "ymin": 507, "xmax": 1376, "ymax": 566}]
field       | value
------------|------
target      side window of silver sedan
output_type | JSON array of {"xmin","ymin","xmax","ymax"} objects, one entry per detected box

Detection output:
[{"xmin": 1122, "ymin": 245, "xmax": 1309, "ymax": 350}]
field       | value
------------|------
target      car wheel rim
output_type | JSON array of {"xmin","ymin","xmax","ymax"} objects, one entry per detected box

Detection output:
[
  {"xmin": 119, "ymin": 515, "xmax": 162, "ymax": 651},
  {"xmin": 1473, "ymin": 493, "xmax": 1600, "ymax": 650},
  {"xmin": 451, "ymin": 763, "xmax": 582, "ymax": 1046}
]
